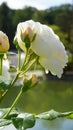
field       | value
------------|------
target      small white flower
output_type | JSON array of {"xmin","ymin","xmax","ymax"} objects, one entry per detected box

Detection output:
[
  {"xmin": 15, "ymin": 20, "xmax": 68, "ymax": 78},
  {"xmin": 0, "ymin": 31, "xmax": 9, "ymax": 53}
]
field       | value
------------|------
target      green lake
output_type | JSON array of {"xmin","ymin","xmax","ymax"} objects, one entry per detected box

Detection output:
[{"xmin": 0, "ymin": 78, "xmax": 73, "ymax": 130}]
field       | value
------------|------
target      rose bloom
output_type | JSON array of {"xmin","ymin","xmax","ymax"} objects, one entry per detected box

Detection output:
[
  {"xmin": 14, "ymin": 20, "xmax": 68, "ymax": 78},
  {"xmin": 0, "ymin": 31, "xmax": 9, "ymax": 53}
]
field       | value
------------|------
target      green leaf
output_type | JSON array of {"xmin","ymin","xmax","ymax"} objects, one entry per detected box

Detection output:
[
  {"xmin": 37, "ymin": 109, "xmax": 73, "ymax": 120},
  {"xmin": 7, "ymin": 109, "xmax": 19, "ymax": 119},
  {"xmin": 0, "ymin": 109, "xmax": 73, "ymax": 129},
  {"xmin": 12, "ymin": 113, "xmax": 35, "ymax": 130},
  {"xmin": 0, "ymin": 119, "xmax": 12, "ymax": 127},
  {"xmin": 0, "ymin": 108, "xmax": 18, "ymax": 128},
  {"xmin": 0, "ymin": 108, "xmax": 18, "ymax": 119},
  {"xmin": 68, "ymin": 114, "xmax": 73, "ymax": 119},
  {"xmin": 0, "ymin": 108, "xmax": 10, "ymax": 118},
  {"xmin": 0, "ymin": 76, "xmax": 10, "ymax": 90}
]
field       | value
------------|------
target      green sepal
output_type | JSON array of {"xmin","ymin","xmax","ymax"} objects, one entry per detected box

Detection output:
[
  {"xmin": 23, "ymin": 34, "xmax": 30, "ymax": 50},
  {"xmin": 21, "ymin": 50, "xmax": 38, "ymax": 71},
  {"xmin": 31, "ymin": 33, "xmax": 36, "ymax": 42},
  {"xmin": 9, "ymin": 66, "xmax": 17, "ymax": 73},
  {"xmin": 13, "ymin": 38, "xmax": 21, "ymax": 50},
  {"xmin": 21, "ymin": 79, "xmax": 32, "ymax": 93}
]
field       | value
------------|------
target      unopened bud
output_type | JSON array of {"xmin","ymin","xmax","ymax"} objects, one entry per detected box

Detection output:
[
  {"xmin": 32, "ymin": 74, "xmax": 38, "ymax": 85},
  {"xmin": 22, "ymin": 26, "xmax": 34, "ymax": 42},
  {"xmin": 23, "ymin": 73, "xmax": 38, "ymax": 89},
  {"xmin": 0, "ymin": 31, "xmax": 9, "ymax": 53}
]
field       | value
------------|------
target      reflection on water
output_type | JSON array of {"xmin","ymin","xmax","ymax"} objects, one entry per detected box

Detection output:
[
  {"xmin": 0, "ymin": 79, "xmax": 73, "ymax": 130},
  {"xmin": 32, "ymin": 119, "xmax": 73, "ymax": 130}
]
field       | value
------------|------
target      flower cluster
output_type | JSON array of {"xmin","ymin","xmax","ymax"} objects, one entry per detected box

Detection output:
[
  {"xmin": 14, "ymin": 20, "xmax": 68, "ymax": 78},
  {"xmin": 0, "ymin": 20, "xmax": 69, "ymax": 128}
]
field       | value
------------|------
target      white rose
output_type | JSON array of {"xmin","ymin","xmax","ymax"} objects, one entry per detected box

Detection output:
[
  {"xmin": 0, "ymin": 31, "xmax": 9, "ymax": 53},
  {"xmin": 15, "ymin": 20, "xmax": 68, "ymax": 78}
]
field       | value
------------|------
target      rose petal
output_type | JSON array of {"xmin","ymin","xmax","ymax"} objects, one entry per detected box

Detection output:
[{"xmin": 39, "ymin": 57, "xmax": 63, "ymax": 78}]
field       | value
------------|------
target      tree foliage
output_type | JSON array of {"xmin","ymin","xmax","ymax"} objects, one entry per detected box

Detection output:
[{"xmin": 0, "ymin": 2, "xmax": 73, "ymax": 54}]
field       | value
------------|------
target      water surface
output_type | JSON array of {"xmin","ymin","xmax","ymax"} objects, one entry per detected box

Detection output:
[{"xmin": 0, "ymin": 79, "xmax": 73, "ymax": 130}]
